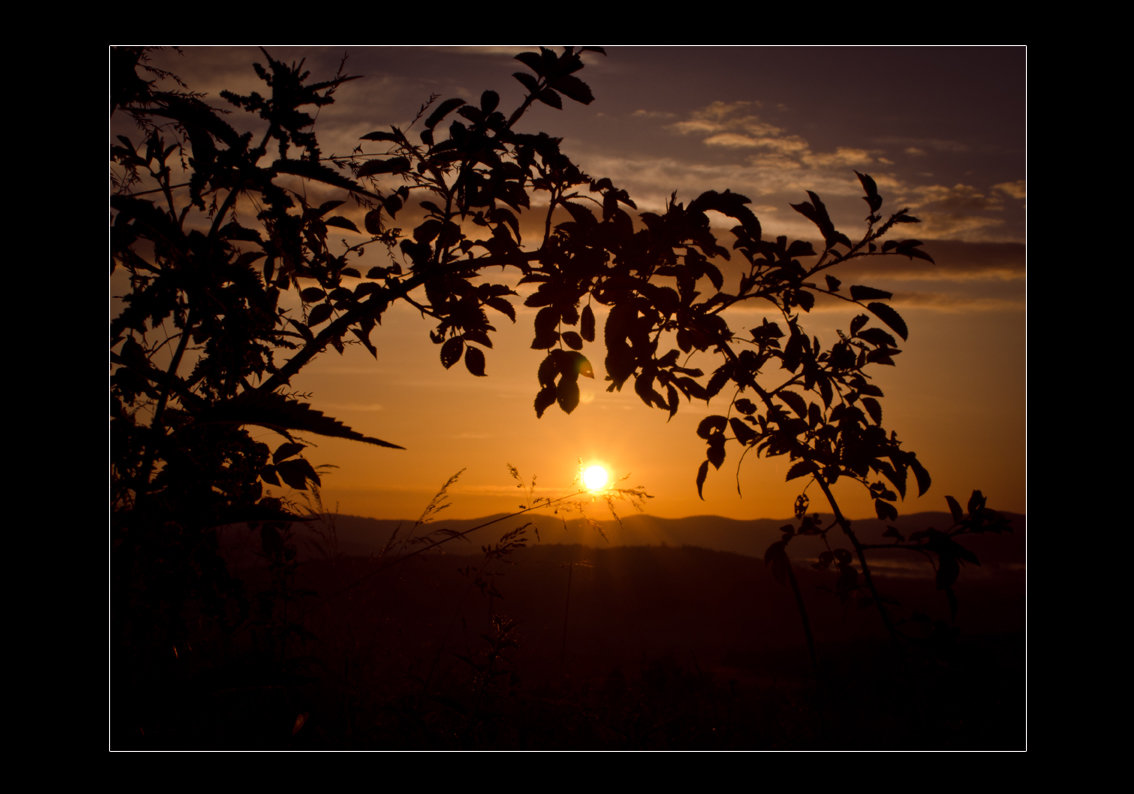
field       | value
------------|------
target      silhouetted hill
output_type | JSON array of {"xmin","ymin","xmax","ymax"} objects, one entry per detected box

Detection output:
[
  {"xmin": 262, "ymin": 510, "xmax": 1025, "ymax": 576},
  {"xmin": 204, "ymin": 516, "xmax": 1025, "ymax": 748}
]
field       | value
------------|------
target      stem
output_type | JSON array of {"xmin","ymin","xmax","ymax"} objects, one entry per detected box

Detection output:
[
  {"xmin": 783, "ymin": 552, "xmax": 819, "ymax": 680},
  {"xmin": 812, "ymin": 474, "xmax": 900, "ymax": 644}
]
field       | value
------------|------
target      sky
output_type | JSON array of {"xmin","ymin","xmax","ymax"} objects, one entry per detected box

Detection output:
[{"xmin": 117, "ymin": 45, "xmax": 1026, "ymax": 522}]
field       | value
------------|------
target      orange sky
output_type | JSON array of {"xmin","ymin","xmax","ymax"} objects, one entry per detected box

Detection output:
[{"xmin": 114, "ymin": 46, "xmax": 1026, "ymax": 522}]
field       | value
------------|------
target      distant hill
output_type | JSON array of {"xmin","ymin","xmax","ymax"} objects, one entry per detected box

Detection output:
[{"xmin": 232, "ymin": 510, "xmax": 1025, "ymax": 576}]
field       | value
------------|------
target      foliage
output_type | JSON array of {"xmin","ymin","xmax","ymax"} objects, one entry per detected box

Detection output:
[{"xmin": 111, "ymin": 45, "xmax": 1009, "ymax": 739}]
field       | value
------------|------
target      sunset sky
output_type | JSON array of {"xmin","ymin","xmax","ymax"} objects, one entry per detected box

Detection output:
[{"xmin": 119, "ymin": 46, "xmax": 1026, "ymax": 522}]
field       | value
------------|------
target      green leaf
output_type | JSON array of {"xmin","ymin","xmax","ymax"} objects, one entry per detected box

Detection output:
[{"xmin": 867, "ymin": 302, "xmax": 909, "ymax": 341}]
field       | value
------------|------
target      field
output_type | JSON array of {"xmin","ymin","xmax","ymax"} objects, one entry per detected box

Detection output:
[{"xmin": 113, "ymin": 513, "xmax": 1026, "ymax": 750}]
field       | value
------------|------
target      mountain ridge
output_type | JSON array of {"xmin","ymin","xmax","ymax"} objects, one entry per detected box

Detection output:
[{"xmin": 245, "ymin": 510, "xmax": 1025, "ymax": 574}]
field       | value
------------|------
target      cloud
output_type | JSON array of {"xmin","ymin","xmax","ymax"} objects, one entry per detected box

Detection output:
[{"xmin": 994, "ymin": 180, "xmax": 1027, "ymax": 200}]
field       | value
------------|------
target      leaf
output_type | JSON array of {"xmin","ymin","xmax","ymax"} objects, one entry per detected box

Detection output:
[
  {"xmin": 357, "ymin": 157, "xmax": 411, "ymax": 177},
  {"xmin": 550, "ymin": 74, "xmax": 594, "ymax": 104},
  {"xmin": 910, "ymin": 456, "xmax": 932, "ymax": 496},
  {"xmin": 945, "ymin": 494, "xmax": 964, "ymax": 524},
  {"xmin": 779, "ymin": 390, "xmax": 808, "ymax": 418},
  {"xmin": 563, "ymin": 331, "xmax": 583, "ymax": 350},
  {"xmin": 465, "ymin": 346, "xmax": 486, "ymax": 376},
  {"xmin": 425, "ymin": 97, "xmax": 465, "ymax": 129},
  {"xmin": 697, "ymin": 415, "xmax": 728, "ymax": 439},
  {"xmin": 557, "ymin": 378, "xmax": 580, "ymax": 413},
  {"xmin": 861, "ymin": 397, "xmax": 883, "ymax": 425},
  {"xmin": 534, "ymin": 386, "xmax": 556, "ymax": 418},
  {"xmin": 696, "ymin": 460, "xmax": 710, "ymax": 499},
  {"xmin": 361, "ymin": 129, "xmax": 399, "ymax": 142},
  {"xmin": 572, "ymin": 353, "xmax": 595, "ymax": 379},
  {"xmin": 849, "ymin": 285, "xmax": 893, "ymax": 302},
  {"xmin": 273, "ymin": 442, "xmax": 305, "ymax": 463},
  {"xmin": 867, "ymin": 302, "xmax": 909, "ymax": 341},
  {"xmin": 786, "ymin": 461, "xmax": 815, "ymax": 481},
  {"xmin": 324, "ymin": 215, "xmax": 359, "ymax": 232},
  {"xmin": 537, "ymin": 89, "xmax": 563, "ymax": 109},
  {"xmin": 874, "ymin": 498, "xmax": 898, "ymax": 522},
  {"xmin": 308, "ymin": 302, "xmax": 333, "ymax": 327},
  {"xmin": 199, "ymin": 392, "xmax": 404, "ymax": 449},
  {"xmin": 440, "ymin": 337, "xmax": 464, "ymax": 369},
  {"xmin": 580, "ymin": 304, "xmax": 595, "ymax": 342},
  {"xmin": 730, "ymin": 417, "xmax": 757, "ymax": 446},
  {"xmin": 276, "ymin": 458, "xmax": 317, "ymax": 490}
]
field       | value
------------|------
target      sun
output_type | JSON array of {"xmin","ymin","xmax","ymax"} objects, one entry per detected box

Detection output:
[{"xmin": 581, "ymin": 463, "xmax": 610, "ymax": 493}]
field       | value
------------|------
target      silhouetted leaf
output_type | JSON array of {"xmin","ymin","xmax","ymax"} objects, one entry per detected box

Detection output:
[
  {"xmin": 537, "ymin": 89, "xmax": 562, "ymax": 109},
  {"xmin": 465, "ymin": 346, "xmax": 486, "ymax": 376},
  {"xmin": 697, "ymin": 415, "xmax": 728, "ymax": 439},
  {"xmin": 850, "ymin": 285, "xmax": 892, "ymax": 302},
  {"xmin": 358, "ymin": 157, "xmax": 411, "ymax": 177},
  {"xmin": 581, "ymin": 304, "xmax": 595, "ymax": 342},
  {"xmin": 557, "ymin": 378, "xmax": 580, "ymax": 413},
  {"xmin": 730, "ymin": 417, "xmax": 758, "ymax": 446},
  {"xmin": 696, "ymin": 460, "xmax": 709, "ymax": 499},
  {"xmin": 910, "ymin": 456, "xmax": 931, "ymax": 496},
  {"xmin": 200, "ymin": 392, "xmax": 403, "ymax": 449},
  {"xmin": 273, "ymin": 442, "xmax": 305, "ymax": 463},
  {"xmin": 862, "ymin": 397, "xmax": 883, "ymax": 425},
  {"xmin": 308, "ymin": 303, "xmax": 333, "ymax": 327},
  {"xmin": 874, "ymin": 498, "xmax": 898, "ymax": 521},
  {"xmin": 946, "ymin": 494, "xmax": 964, "ymax": 524},
  {"xmin": 324, "ymin": 215, "xmax": 359, "ymax": 232},
  {"xmin": 534, "ymin": 386, "xmax": 556, "ymax": 417},
  {"xmin": 425, "ymin": 97, "xmax": 465, "ymax": 129},
  {"xmin": 867, "ymin": 302, "xmax": 908, "ymax": 341},
  {"xmin": 441, "ymin": 337, "xmax": 464, "ymax": 369},
  {"xmin": 550, "ymin": 74, "xmax": 594, "ymax": 104},
  {"xmin": 779, "ymin": 390, "xmax": 807, "ymax": 418},
  {"xmin": 361, "ymin": 129, "xmax": 399, "ymax": 142},
  {"xmin": 786, "ymin": 461, "xmax": 815, "ymax": 481}
]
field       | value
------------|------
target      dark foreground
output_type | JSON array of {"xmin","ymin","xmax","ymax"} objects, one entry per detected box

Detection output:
[{"xmin": 112, "ymin": 534, "xmax": 1026, "ymax": 750}]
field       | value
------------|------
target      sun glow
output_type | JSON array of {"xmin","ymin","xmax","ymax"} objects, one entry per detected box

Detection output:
[{"xmin": 581, "ymin": 463, "xmax": 610, "ymax": 493}]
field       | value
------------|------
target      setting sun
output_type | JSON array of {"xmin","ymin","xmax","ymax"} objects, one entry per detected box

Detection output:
[{"xmin": 581, "ymin": 464, "xmax": 610, "ymax": 492}]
